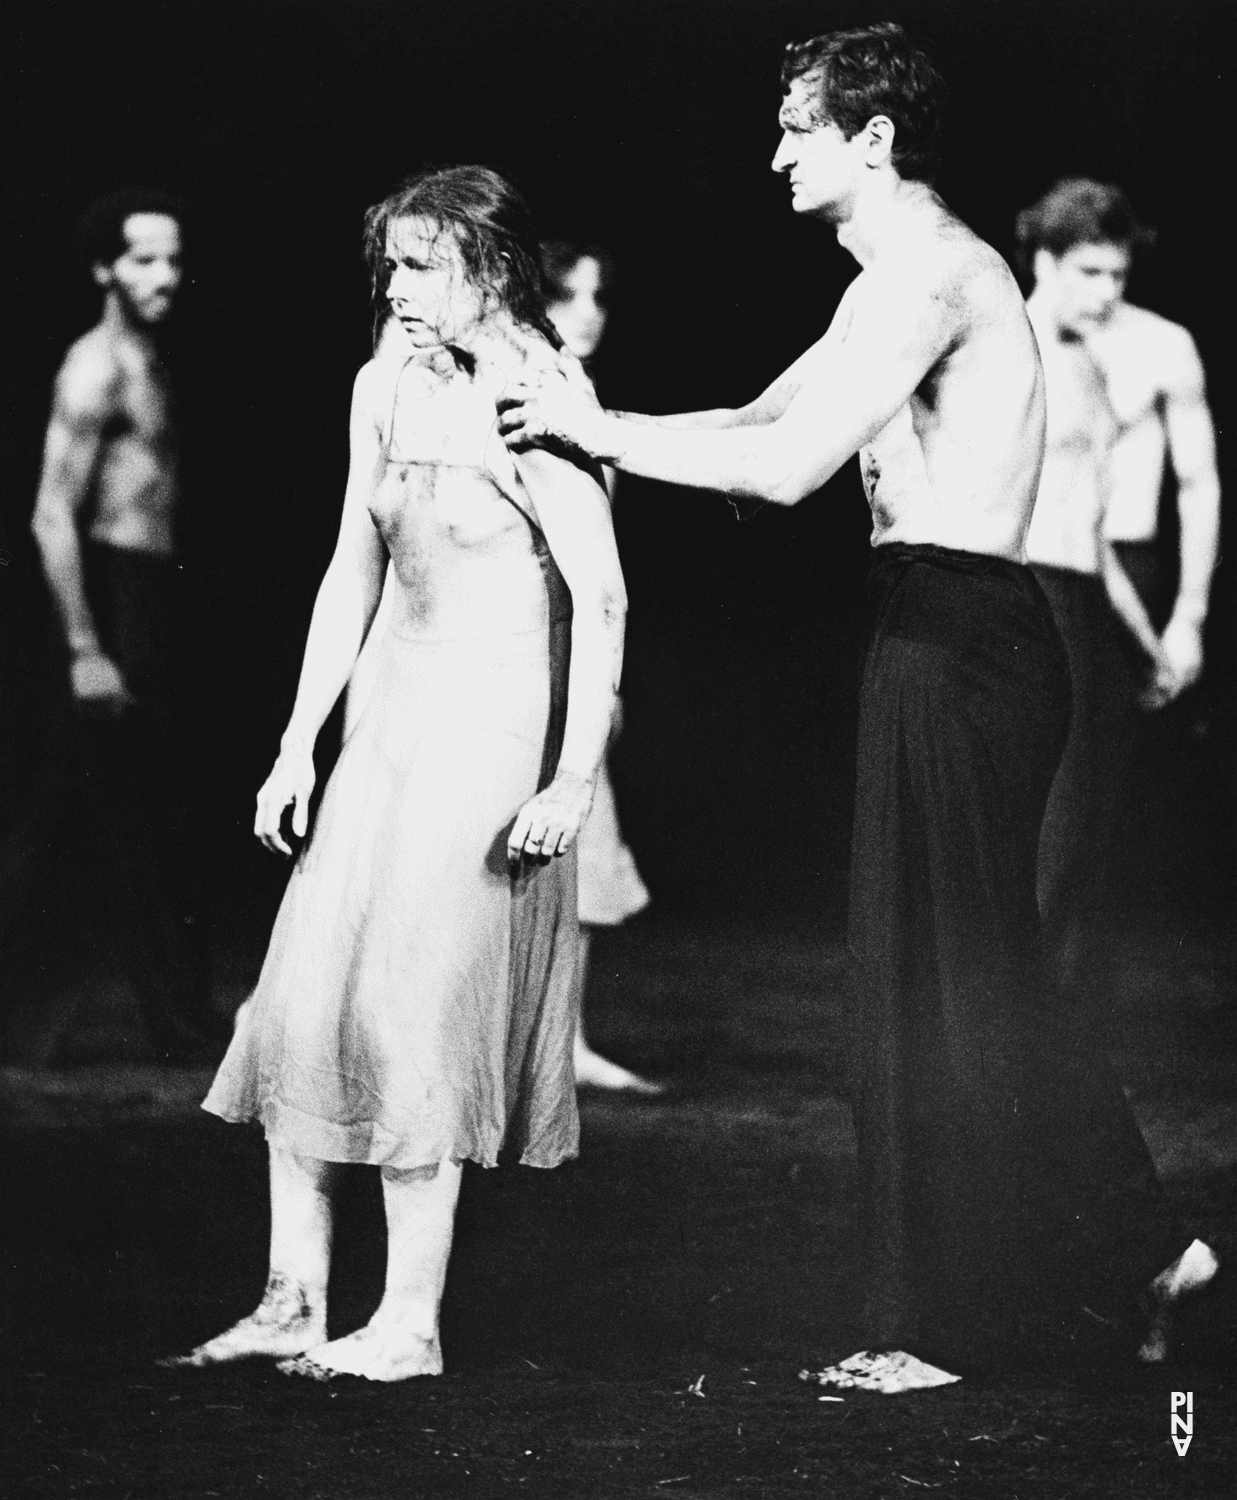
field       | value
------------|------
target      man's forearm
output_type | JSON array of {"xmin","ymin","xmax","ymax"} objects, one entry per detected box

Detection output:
[
  {"xmin": 593, "ymin": 410, "xmax": 817, "ymax": 504},
  {"xmin": 1172, "ymin": 475, "xmax": 1221, "ymax": 627},
  {"xmin": 609, "ymin": 406, "xmax": 749, "ymax": 433},
  {"xmin": 1100, "ymin": 540, "xmax": 1163, "ymax": 660},
  {"xmin": 31, "ymin": 514, "xmax": 100, "ymax": 654}
]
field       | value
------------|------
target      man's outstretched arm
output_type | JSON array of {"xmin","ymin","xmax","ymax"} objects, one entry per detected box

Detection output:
[
  {"xmin": 499, "ymin": 277, "xmax": 943, "ymax": 502},
  {"xmin": 610, "ymin": 327, "xmax": 849, "ymax": 433}
]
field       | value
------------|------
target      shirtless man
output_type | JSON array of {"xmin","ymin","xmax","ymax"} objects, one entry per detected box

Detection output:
[
  {"xmin": 1018, "ymin": 179, "xmax": 1221, "ymax": 991},
  {"xmin": 499, "ymin": 22, "xmax": 1216, "ymax": 1382},
  {"xmin": 29, "ymin": 189, "xmax": 225, "ymax": 1059}
]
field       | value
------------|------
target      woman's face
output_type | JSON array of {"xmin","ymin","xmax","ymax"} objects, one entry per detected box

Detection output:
[
  {"xmin": 547, "ymin": 255, "xmax": 608, "ymax": 361},
  {"xmin": 384, "ymin": 217, "xmax": 485, "ymax": 347}
]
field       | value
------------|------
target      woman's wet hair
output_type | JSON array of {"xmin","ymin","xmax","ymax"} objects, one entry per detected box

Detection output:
[
  {"xmin": 540, "ymin": 240, "xmax": 616, "ymax": 306},
  {"xmin": 363, "ymin": 166, "xmax": 562, "ymax": 347},
  {"xmin": 781, "ymin": 21, "xmax": 947, "ymax": 186},
  {"xmin": 1014, "ymin": 178, "xmax": 1156, "ymax": 277}
]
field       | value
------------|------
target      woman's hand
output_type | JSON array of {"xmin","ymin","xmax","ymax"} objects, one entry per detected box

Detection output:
[
  {"xmin": 496, "ymin": 369, "xmax": 609, "ymax": 460},
  {"xmin": 255, "ymin": 738, "xmax": 316, "ymax": 856},
  {"xmin": 507, "ymin": 770, "xmax": 595, "ymax": 868}
]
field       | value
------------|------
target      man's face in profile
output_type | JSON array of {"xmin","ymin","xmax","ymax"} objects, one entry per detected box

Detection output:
[
  {"xmin": 1039, "ymin": 241, "xmax": 1130, "ymax": 335},
  {"xmin": 96, "ymin": 213, "xmax": 183, "ymax": 324},
  {"xmin": 772, "ymin": 76, "xmax": 865, "ymax": 220}
]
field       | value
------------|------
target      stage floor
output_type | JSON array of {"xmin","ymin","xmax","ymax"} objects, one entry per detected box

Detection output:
[{"xmin": 3, "ymin": 919, "xmax": 1234, "ymax": 1497}]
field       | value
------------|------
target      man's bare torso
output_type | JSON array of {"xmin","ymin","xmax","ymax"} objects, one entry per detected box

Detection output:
[
  {"xmin": 69, "ymin": 324, "xmax": 179, "ymax": 556},
  {"xmin": 1087, "ymin": 303, "xmax": 1192, "ymax": 543},
  {"xmin": 832, "ymin": 206, "xmax": 1045, "ymax": 560},
  {"xmin": 1022, "ymin": 303, "xmax": 1114, "ymax": 575}
]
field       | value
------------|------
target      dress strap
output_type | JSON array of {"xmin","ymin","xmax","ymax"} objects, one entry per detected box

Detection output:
[{"xmin": 383, "ymin": 356, "xmax": 415, "ymax": 460}]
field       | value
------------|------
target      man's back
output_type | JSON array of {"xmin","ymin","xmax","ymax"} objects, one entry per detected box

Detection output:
[{"xmin": 1022, "ymin": 298, "xmax": 1115, "ymax": 574}]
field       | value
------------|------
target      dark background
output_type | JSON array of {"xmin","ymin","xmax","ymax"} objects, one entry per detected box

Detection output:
[{"xmin": 1, "ymin": 0, "xmax": 1232, "ymax": 958}]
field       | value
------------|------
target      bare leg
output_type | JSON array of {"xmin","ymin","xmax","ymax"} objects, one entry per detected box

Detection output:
[
  {"xmin": 1138, "ymin": 1238, "xmax": 1220, "ymax": 1363},
  {"xmin": 280, "ymin": 1159, "xmax": 462, "ymax": 1382},
  {"xmin": 167, "ymin": 1147, "xmax": 335, "ymax": 1366},
  {"xmin": 572, "ymin": 930, "xmax": 663, "ymax": 1094}
]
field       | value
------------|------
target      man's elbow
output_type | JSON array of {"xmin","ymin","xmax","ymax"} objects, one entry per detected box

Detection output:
[
  {"xmin": 758, "ymin": 464, "xmax": 819, "ymax": 508},
  {"xmin": 30, "ymin": 504, "xmax": 68, "ymax": 552},
  {"xmin": 1177, "ymin": 473, "xmax": 1221, "ymax": 516}
]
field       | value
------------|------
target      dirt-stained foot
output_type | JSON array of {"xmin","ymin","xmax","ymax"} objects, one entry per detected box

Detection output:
[
  {"xmin": 573, "ymin": 1039, "xmax": 664, "ymax": 1095},
  {"xmin": 1138, "ymin": 1239, "xmax": 1220, "ymax": 1363},
  {"xmin": 800, "ymin": 1350, "xmax": 962, "ymax": 1395},
  {"xmin": 162, "ymin": 1272, "xmax": 325, "ymax": 1368},
  {"xmin": 276, "ymin": 1317, "xmax": 442, "ymax": 1383}
]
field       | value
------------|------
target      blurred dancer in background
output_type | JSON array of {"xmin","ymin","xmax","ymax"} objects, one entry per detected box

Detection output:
[
  {"xmin": 20, "ymin": 189, "xmax": 224, "ymax": 1061},
  {"xmin": 1018, "ymin": 180, "xmax": 1221, "ymax": 994},
  {"xmin": 541, "ymin": 240, "xmax": 658, "ymax": 1094},
  {"xmin": 180, "ymin": 167, "xmax": 626, "ymax": 1382}
]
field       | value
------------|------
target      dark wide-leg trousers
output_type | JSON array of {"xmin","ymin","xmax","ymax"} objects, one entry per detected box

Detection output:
[{"xmin": 847, "ymin": 544, "xmax": 1186, "ymax": 1368}]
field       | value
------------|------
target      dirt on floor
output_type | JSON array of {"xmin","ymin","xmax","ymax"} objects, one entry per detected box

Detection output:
[{"xmin": 2, "ymin": 920, "xmax": 1235, "ymax": 1498}]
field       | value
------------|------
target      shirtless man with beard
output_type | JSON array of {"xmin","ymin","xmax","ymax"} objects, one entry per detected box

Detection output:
[{"xmin": 28, "ymin": 189, "xmax": 225, "ymax": 1059}]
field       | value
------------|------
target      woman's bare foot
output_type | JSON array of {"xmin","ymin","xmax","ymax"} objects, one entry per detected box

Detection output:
[
  {"xmin": 800, "ymin": 1350, "xmax": 961, "ymax": 1395},
  {"xmin": 1138, "ymin": 1238, "xmax": 1220, "ymax": 1363},
  {"xmin": 573, "ymin": 1035, "xmax": 664, "ymax": 1094},
  {"xmin": 163, "ymin": 1272, "xmax": 325, "ymax": 1367},
  {"xmin": 277, "ymin": 1308, "xmax": 442, "ymax": 1382}
]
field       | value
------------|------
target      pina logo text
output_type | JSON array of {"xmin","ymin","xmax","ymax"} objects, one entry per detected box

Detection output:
[{"xmin": 1171, "ymin": 1391, "xmax": 1193, "ymax": 1457}]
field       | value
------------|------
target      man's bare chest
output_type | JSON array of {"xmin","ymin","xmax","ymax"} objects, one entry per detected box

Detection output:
[{"xmin": 107, "ymin": 365, "xmax": 177, "ymax": 453}]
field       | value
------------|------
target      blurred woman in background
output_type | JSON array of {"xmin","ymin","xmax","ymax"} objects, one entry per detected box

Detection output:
[{"xmin": 541, "ymin": 240, "xmax": 659, "ymax": 1094}]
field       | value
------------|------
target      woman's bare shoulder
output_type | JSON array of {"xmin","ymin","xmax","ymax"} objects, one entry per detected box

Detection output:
[{"xmin": 485, "ymin": 322, "xmax": 592, "ymax": 389}]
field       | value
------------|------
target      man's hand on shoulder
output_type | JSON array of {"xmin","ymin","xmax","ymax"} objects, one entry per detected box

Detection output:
[{"xmin": 497, "ymin": 363, "xmax": 610, "ymax": 463}]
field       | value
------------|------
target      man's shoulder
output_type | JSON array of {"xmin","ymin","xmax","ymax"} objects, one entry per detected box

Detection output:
[
  {"xmin": 54, "ymin": 332, "xmax": 123, "ymax": 421},
  {"xmin": 1108, "ymin": 303, "xmax": 1203, "ymax": 386},
  {"xmin": 880, "ymin": 209, "xmax": 1015, "ymax": 312},
  {"xmin": 1109, "ymin": 301, "xmax": 1199, "ymax": 363}
]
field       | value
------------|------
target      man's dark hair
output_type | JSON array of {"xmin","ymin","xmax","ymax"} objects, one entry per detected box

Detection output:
[
  {"xmin": 781, "ymin": 21, "xmax": 947, "ymax": 185},
  {"xmin": 1014, "ymin": 178, "xmax": 1156, "ymax": 276},
  {"xmin": 363, "ymin": 165, "xmax": 561, "ymax": 348},
  {"xmin": 540, "ymin": 240, "xmax": 617, "ymax": 306},
  {"xmin": 76, "ymin": 188, "xmax": 184, "ymax": 273}
]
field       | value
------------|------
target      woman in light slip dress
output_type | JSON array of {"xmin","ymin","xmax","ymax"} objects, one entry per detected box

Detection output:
[
  {"xmin": 172, "ymin": 167, "xmax": 626, "ymax": 1382},
  {"xmin": 353, "ymin": 241, "xmax": 660, "ymax": 1094}
]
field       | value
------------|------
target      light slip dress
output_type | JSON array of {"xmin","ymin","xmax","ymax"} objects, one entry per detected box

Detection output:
[{"xmin": 203, "ymin": 348, "xmax": 579, "ymax": 1170}]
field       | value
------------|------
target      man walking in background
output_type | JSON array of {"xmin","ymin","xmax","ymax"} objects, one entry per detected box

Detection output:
[{"xmin": 1018, "ymin": 179, "xmax": 1221, "ymax": 994}]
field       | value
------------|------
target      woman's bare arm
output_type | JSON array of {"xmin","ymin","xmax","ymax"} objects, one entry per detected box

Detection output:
[
  {"xmin": 255, "ymin": 362, "xmax": 389, "ymax": 853},
  {"xmin": 505, "ymin": 448, "xmax": 627, "ymax": 864}
]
